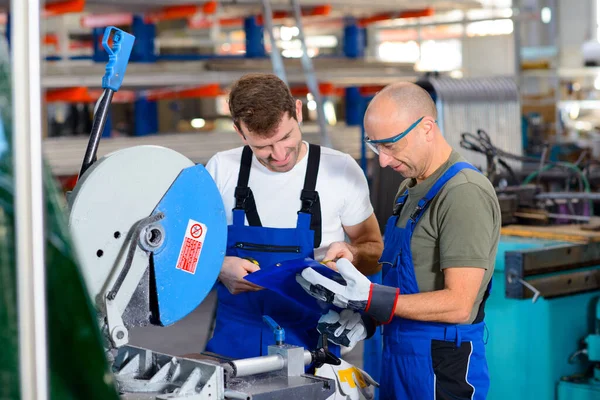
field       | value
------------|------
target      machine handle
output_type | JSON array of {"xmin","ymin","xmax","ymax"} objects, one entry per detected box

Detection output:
[
  {"xmin": 262, "ymin": 315, "xmax": 285, "ymax": 345},
  {"xmin": 508, "ymin": 271, "xmax": 541, "ymax": 303},
  {"xmin": 78, "ymin": 27, "xmax": 135, "ymax": 179},
  {"xmin": 101, "ymin": 26, "xmax": 135, "ymax": 92},
  {"xmin": 311, "ymin": 333, "xmax": 341, "ymax": 369}
]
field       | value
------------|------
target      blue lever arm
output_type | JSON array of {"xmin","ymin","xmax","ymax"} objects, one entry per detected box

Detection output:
[
  {"xmin": 262, "ymin": 315, "xmax": 285, "ymax": 345},
  {"xmin": 101, "ymin": 26, "xmax": 135, "ymax": 92}
]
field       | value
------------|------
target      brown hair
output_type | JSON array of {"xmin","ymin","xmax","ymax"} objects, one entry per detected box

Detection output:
[{"xmin": 228, "ymin": 73, "xmax": 297, "ymax": 137}]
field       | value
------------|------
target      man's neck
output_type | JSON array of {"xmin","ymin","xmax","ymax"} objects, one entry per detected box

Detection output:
[
  {"xmin": 295, "ymin": 141, "xmax": 308, "ymax": 165},
  {"xmin": 416, "ymin": 143, "xmax": 453, "ymax": 184}
]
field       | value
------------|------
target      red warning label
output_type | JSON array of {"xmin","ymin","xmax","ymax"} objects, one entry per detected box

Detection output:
[{"xmin": 176, "ymin": 219, "xmax": 207, "ymax": 275}]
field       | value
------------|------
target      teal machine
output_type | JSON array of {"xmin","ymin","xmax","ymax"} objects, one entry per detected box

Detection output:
[{"xmin": 486, "ymin": 234, "xmax": 600, "ymax": 400}]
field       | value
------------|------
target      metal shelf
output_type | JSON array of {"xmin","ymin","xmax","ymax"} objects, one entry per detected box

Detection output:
[
  {"xmin": 43, "ymin": 123, "xmax": 370, "ymax": 176},
  {"xmin": 522, "ymin": 67, "xmax": 600, "ymax": 79},
  {"xmin": 42, "ymin": 58, "xmax": 420, "ymax": 89},
  {"xmin": 77, "ymin": 0, "xmax": 480, "ymax": 13}
]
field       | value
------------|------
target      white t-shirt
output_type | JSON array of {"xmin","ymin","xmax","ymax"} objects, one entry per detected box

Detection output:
[{"xmin": 205, "ymin": 141, "xmax": 374, "ymax": 260}]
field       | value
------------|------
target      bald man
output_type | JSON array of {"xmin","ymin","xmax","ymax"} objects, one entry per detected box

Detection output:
[{"xmin": 297, "ymin": 82, "xmax": 501, "ymax": 399}]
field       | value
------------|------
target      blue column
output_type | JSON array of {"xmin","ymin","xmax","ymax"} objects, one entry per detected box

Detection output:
[
  {"xmin": 134, "ymin": 95, "xmax": 158, "ymax": 136},
  {"xmin": 343, "ymin": 18, "xmax": 366, "ymax": 59},
  {"xmin": 244, "ymin": 16, "xmax": 265, "ymax": 58},
  {"xmin": 345, "ymin": 87, "xmax": 363, "ymax": 126},
  {"xmin": 92, "ymin": 27, "xmax": 108, "ymax": 62},
  {"xmin": 131, "ymin": 16, "xmax": 157, "ymax": 63}
]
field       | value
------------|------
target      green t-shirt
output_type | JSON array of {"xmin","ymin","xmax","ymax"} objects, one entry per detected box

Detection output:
[{"xmin": 394, "ymin": 150, "xmax": 501, "ymax": 324}]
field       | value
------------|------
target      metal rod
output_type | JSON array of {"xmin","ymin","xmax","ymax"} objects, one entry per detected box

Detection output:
[
  {"xmin": 260, "ymin": 0, "xmax": 288, "ymax": 84},
  {"xmin": 536, "ymin": 192, "xmax": 600, "ymax": 201},
  {"xmin": 224, "ymin": 390, "xmax": 251, "ymax": 400},
  {"xmin": 304, "ymin": 350, "xmax": 312, "ymax": 365},
  {"xmin": 79, "ymin": 88, "xmax": 114, "ymax": 178},
  {"xmin": 11, "ymin": 0, "xmax": 49, "ymax": 399},
  {"xmin": 290, "ymin": 0, "xmax": 332, "ymax": 148},
  {"xmin": 513, "ymin": 211, "xmax": 592, "ymax": 222},
  {"xmin": 231, "ymin": 354, "xmax": 285, "ymax": 377},
  {"xmin": 230, "ymin": 350, "xmax": 314, "ymax": 378}
]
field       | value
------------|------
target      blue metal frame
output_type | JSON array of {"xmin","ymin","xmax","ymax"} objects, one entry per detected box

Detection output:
[
  {"xmin": 130, "ymin": 16, "xmax": 156, "ymax": 63},
  {"xmin": 343, "ymin": 18, "xmax": 366, "ymax": 59},
  {"xmin": 134, "ymin": 95, "xmax": 158, "ymax": 136},
  {"xmin": 92, "ymin": 27, "xmax": 109, "ymax": 62},
  {"xmin": 244, "ymin": 16, "xmax": 266, "ymax": 58}
]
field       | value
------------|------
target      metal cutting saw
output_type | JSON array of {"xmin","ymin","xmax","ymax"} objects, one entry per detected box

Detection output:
[{"xmin": 66, "ymin": 27, "xmax": 346, "ymax": 399}]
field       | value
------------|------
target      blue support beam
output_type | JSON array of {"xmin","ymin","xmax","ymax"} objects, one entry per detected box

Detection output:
[
  {"xmin": 92, "ymin": 27, "xmax": 109, "ymax": 62},
  {"xmin": 346, "ymin": 88, "xmax": 373, "ymax": 175},
  {"xmin": 93, "ymin": 16, "xmax": 156, "ymax": 63},
  {"xmin": 244, "ymin": 16, "xmax": 266, "ymax": 58},
  {"xmin": 343, "ymin": 18, "xmax": 366, "ymax": 59},
  {"xmin": 131, "ymin": 16, "xmax": 157, "ymax": 63},
  {"xmin": 345, "ymin": 87, "xmax": 363, "ymax": 126},
  {"xmin": 134, "ymin": 96, "xmax": 158, "ymax": 136}
]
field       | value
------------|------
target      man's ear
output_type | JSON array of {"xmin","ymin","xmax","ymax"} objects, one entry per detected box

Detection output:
[
  {"xmin": 423, "ymin": 119, "xmax": 436, "ymax": 142},
  {"xmin": 295, "ymin": 99, "xmax": 303, "ymax": 124},
  {"xmin": 234, "ymin": 123, "xmax": 247, "ymax": 142}
]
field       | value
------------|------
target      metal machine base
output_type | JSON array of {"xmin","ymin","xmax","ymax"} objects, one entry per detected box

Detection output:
[
  {"xmin": 226, "ymin": 374, "xmax": 335, "ymax": 400},
  {"xmin": 112, "ymin": 345, "xmax": 335, "ymax": 400}
]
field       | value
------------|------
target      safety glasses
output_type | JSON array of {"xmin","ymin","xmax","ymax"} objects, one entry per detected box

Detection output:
[{"xmin": 364, "ymin": 116, "xmax": 425, "ymax": 155}]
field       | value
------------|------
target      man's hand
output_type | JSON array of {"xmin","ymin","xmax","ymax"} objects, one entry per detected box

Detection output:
[
  {"xmin": 219, "ymin": 256, "xmax": 263, "ymax": 295},
  {"xmin": 322, "ymin": 241, "xmax": 355, "ymax": 270},
  {"xmin": 297, "ymin": 258, "xmax": 399, "ymax": 324},
  {"xmin": 317, "ymin": 309, "xmax": 367, "ymax": 348}
]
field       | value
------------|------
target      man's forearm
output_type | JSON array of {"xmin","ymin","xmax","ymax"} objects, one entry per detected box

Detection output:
[
  {"xmin": 392, "ymin": 289, "xmax": 473, "ymax": 324},
  {"xmin": 349, "ymin": 241, "xmax": 383, "ymax": 275}
]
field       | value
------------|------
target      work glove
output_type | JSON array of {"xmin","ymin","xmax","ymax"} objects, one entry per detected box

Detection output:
[
  {"xmin": 297, "ymin": 258, "xmax": 399, "ymax": 324},
  {"xmin": 317, "ymin": 309, "xmax": 372, "ymax": 348}
]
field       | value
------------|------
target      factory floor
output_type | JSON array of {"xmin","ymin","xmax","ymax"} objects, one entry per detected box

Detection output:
[{"xmin": 129, "ymin": 290, "xmax": 364, "ymax": 368}]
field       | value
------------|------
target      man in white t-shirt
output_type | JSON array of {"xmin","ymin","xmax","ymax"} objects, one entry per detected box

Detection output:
[{"xmin": 204, "ymin": 73, "xmax": 383, "ymax": 361}]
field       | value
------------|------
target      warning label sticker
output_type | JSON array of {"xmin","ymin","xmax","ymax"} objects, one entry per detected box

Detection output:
[{"xmin": 175, "ymin": 219, "xmax": 208, "ymax": 275}]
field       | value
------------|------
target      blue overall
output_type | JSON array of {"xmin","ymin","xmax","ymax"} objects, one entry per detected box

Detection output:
[
  {"xmin": 205, "ymin": 144, "xmax": 340, "ymax": 360},
  {"xmin": 378, "ymin": 162, "xmax": 492, "ymax": 400}
]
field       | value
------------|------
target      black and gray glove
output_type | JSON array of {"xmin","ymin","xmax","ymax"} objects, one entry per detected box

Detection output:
[{"xmin": 317, "ymin": 309, "xmax": 377, "ymax": 348}]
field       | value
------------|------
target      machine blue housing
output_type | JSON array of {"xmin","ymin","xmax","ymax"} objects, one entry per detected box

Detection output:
[{"xmin": 151, "ymin": 164, "xmax": 227, "ymax": 326}]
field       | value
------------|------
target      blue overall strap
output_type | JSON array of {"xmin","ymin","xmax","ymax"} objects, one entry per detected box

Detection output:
[
  {"xmin": 298, "ymin": 144, "xmax": 322, "ymax": 247},
  {"xmin": 233, "ymin": 146, "xmax": 262, "ymax": 227},
  {"xmin": 408, "ymin": 162, "xmax": 480, "ymax": 224},
  {"xmin": 393, "ymin": 190, "xmax": 409, "ymax": 216}
]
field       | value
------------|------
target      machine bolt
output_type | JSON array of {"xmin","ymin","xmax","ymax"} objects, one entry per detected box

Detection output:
[{"xmin": 139, "ymin": 224, "xmax": 165, "ymax": 251}]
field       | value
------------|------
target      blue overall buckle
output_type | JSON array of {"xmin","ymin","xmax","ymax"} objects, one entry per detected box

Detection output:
[{"xmin": 409, "ymin": 205, "xmax": 423, "ymax": 222}]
